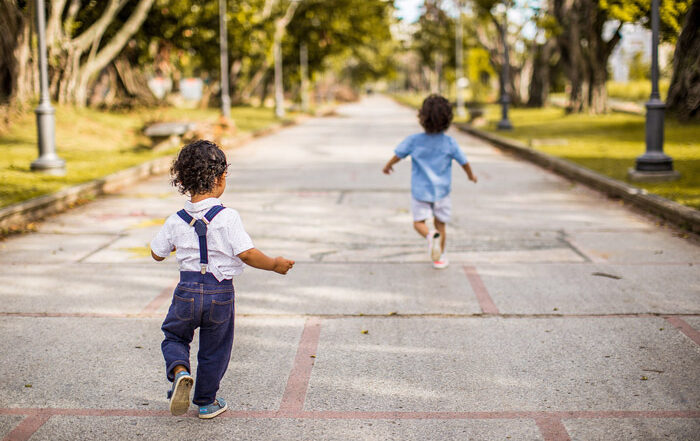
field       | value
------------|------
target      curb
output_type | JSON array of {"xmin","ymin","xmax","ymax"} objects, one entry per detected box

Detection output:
[
  {"xmin": 456, "ymin": 123, "xmax": 700, "ymax": 234},
  {"xmin": 0, "ymin": 107, "xmax": 336, "ymax": 234}
]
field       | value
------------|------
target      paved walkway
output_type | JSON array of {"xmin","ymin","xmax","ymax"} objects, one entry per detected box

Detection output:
[{"xmin": 1, "ymin": 96, "xmax": 698, "ymax": 440}]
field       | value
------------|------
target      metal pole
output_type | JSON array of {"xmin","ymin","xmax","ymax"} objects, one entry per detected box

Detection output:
[
  {"xmin": 31, "ymin": 0, "xmax": 65, "ymax": 175},
  {"xmin": 455, "ymin": 0, "xmax": 466, "ymax": 117},
  {"xmin": 219, "ymin": 0, "xmax": 231, "ymax": 119},
  {"xmin": 631, "ymin": 0, "xmax": 678, "ymax": 180},
  {"xmin": 274, "ymin": 33, "xmax": 285, "ymax": 118},
  {"xmin": 497, "ymin": 6, "xmax": 513, "ymax": 130},
  {"xmin": 300, "ymin": 42, "xmax": 309, "ymax": 113}
]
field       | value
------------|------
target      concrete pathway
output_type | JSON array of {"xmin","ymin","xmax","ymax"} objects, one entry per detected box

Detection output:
[{"xmin": 1, "ymin": 96, "xmax": 698, "ymax": 440}]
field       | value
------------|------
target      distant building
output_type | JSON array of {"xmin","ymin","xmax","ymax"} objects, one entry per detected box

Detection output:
[{"xmin": 608, "ymin": 23, "xmax": 673, "ymax": 82}]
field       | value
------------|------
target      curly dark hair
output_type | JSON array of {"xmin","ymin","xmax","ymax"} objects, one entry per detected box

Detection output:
[
  {"xmin": 170, "ymin": 139, "xmax": 228, "ymax": 195},
  {"xmin": 419, "ymin": 94, "xmax": 453, "ymax": 133}
]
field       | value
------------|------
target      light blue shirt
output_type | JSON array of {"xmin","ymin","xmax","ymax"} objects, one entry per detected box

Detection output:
[{"xmin": 395, "ymin": 133, "xmax": 468, "ymax": 202}]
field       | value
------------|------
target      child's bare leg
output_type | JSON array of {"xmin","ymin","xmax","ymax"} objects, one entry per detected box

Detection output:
[
  {"xmin": 173, "ymin": 365, "xmax": 188, "ymax": 375},
  {"xmin": 434, "ymin": 218, "xmax": 446, "ymax": 253},
  {"xmin": 413, "ymin": 220, "xmax": 430, "ymax": 238}
]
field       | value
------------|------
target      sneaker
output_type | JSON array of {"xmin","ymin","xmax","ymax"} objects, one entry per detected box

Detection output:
[
  {"xmin": 199, "ymin": 398, "xmax": 228, "ymax": 419},
  {"xmin": 168, "ymin": 370, "xmax": 193, "ymax": 416},
  {"xmin": 433, "ymin": 255, "xmax": 449, "ymax": 269},
  {"xmin": 428, "ymin": 231, "xmax": 442, "ymax": 261}
]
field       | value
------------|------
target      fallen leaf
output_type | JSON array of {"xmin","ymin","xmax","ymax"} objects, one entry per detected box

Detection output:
[
  {"xmin": 640, "ymin": 376, "xmax": 648, "ymax": 381},
  {"xmin": 361, "ymin": 330, "xmax": 369, "ymax": 334},
  {"xmin": 310, "ymin": 355, "xmax": 316, "ymax": 358},
  {"xmin": 24, "ymin": 384, "xmax": 32, "ymax": 388},
  {"xmin": 591, "ymin": 272, "xmax": 622, "ymax": 280}
]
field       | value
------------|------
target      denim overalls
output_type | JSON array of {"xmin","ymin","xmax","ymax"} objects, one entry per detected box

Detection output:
[{"xmin": 161, "ymin": 205, "xmax": 235, "ymax": 407}]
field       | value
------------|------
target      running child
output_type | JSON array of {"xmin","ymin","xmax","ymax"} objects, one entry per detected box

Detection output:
[
  {"xmin": 150, "ymin": 139, "xmax": 294, "ymax": 419},
  {"xmin": 383, "ymin": 94, "xmax": 477, "ymax": 268}
]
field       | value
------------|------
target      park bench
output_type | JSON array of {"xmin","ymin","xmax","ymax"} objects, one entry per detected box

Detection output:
[{"xmin": 143, "ymin": 121, "xmax": 196, "ymax": 151}]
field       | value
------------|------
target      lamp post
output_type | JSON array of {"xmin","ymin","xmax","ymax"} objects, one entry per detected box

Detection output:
[
  {"xmin": 455, "ymin": 0, "xmax": 466, "ymax": 118},
  {"xmin": 219, "ymin": 0, "xmax": 231, "ymax": 119},
  {"xmin": 31, "ymin": 0, "xmax": 65, "ymax": 175},
  {"xmin": 629, "ymin": 0, "xmax": 679, "ymax": 181},
  {"xmin": 494, "ymin": 3, "xmax": 512, "ymax": 130},
  {"xmin": 274, "ymin": 31, "xmax": 285, "ymax": 118}
]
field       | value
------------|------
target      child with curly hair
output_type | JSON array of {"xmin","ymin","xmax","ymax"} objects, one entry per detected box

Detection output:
[
  {"xmin": 383, "ymin": 94, "xmax": 477, "ymax": 269},
  {"xmin": 150, "ymin": 139, "xmax": 294, "ymax": 419}
]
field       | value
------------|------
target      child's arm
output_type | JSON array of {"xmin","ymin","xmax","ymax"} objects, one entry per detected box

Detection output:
[
  {"xmin": 238, "ymin": 248, "xmax": 295, "ymax": 274},
  {"xmin": 151, "ymin": 250, "xmax": 165, "ymax": 261},
  {"xmin": 151, "ymin": 245, "xmax": 175, "ymax": 262},
  {"xmin": 383, "ymin": 155, "xmax": 401, "ymax": 174},
  {"xmin": 462, "ymin": 163, "xmax": 478, "ymax": 183}
]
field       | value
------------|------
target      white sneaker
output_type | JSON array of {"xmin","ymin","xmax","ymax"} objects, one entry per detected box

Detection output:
[
  {"xmin": 433, "ymin": 254, "xmax": 449, "ymax": 269},
  {"xmin": 428, "ymin": 230, "xmax": 442, "ymax": 261}
]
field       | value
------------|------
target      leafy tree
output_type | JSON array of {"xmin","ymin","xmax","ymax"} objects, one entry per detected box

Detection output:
[
  {"xmin": 45, "ymin": 0, "xmax": 156, "ymax": 106},
  {"xmin": 551, "ymin": 0, "xmax": 691, "ymax": 113},
  {"xmin": 470, "ymin": 0, "xmax": 535, "ymax": 106},
  {"xmin": 284, "ymin": 0, "xmax": 398, "ymax": 92},
  {"xmin": 412, "ymin": 0, "xmax": 456, "ymax": 92}
]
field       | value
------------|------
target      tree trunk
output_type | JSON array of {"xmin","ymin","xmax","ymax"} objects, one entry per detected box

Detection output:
[
  {"xmin": 237, "ymin": 60, "xmax": 270, "ymax": 102},
  {"xmin": 45, "ymin": 0, "xmax": 155, "ymax": 107},
  {"xmin": 474, "ymin": 21, "xmax": 525, "ymax": 106},
  {"xmin": 554, "ymin": 0, "xmax": 585, "ymax": 112},
  {"xmin": 553, "ymin": 0, "xmax": 621, "ymax": 114},
  {"xmin": 527, "ymin": 39, "xmax": 556, "ymax": 107},
  {"xmin": 113, "ymin": 56, "xmax": 157, "ymax": 105},
  {"xmin": 1, "ymin": 0, "xmax": 34, "ymax": 113},
  {"xmin": 588, "ymin": 63, "xmax": 608, "ymax": 113},
  {"xmin": 667, "ymin": 0, "xmax": 700, "ymax": 121}
]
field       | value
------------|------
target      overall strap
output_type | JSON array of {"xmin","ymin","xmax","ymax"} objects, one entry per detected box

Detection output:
[
  {"xmin": 204, "ymin": 205, "xmax": 226, "ymax": 222},
  {"xmin": 176, "ymin": 205, "xmax": 225, "ymax": 274}
]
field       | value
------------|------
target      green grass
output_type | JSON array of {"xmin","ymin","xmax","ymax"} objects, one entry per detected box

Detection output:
[
  {"xmin": 479, "ymin": 105, "xmax": 700, "ymax": 209},
  {"xmin": 607, "ymin": 80, "xmax": 669, "ymax": 102},
  {"xmin": 391, "ymin": 93, "xmax": 700, "ymax": 209},
  {"xmin": 0, "ymin": 105, "xmax": 285, "ymax": 208}
]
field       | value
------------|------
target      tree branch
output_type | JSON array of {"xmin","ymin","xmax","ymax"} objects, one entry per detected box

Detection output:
[
  {"xmin": 70, "ymin": 0, "xmax": 125, "ymax": 52},
  {"xmin": 63, "ymin": 0, "xmax": 81, "ymax": 36},
  {"xmin": 605, "ymin": 22, "xmax": 624, "ymax": 57},
  {"xmin": 78, "ymin": 0, "xmax": 155, "ymax": 85},
  {"xmin": 47, "ymin": 0, "xmax": 67, "ymax": 43}
]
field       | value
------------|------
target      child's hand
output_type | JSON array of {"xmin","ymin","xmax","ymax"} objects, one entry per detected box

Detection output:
[
  {"xmin": 273, "ymin": 257, "xmax": 295, "ymax": 274},
  {"xmin": 383, "ymin": 155, "xmax": 400, "ymax": 175},
  {"xmin": 469, "ymin": 175, "xmax": 478, "ymax": 183}
]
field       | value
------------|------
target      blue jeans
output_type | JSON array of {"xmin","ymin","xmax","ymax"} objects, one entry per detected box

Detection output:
[{"xmin": 161, "ymin": 272, "xmax": 235, "ymax": 406}]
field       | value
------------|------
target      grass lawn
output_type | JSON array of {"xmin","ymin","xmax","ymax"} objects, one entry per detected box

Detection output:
[
  {"xmin": 391, "ymin": 93, "xmax": 700, "ymax": 209},
  {"xmin": 0, "ymin": 105, "xmax": 287, "ymax": 208},
  {"xmin": 478, "ymin": 105, "xmax": 700, "ymax": 209}
]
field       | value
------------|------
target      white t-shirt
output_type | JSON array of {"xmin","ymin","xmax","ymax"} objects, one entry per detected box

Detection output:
[{"xmin": 150, "ymin": 198, "xmax": 254, "ymax": 281}]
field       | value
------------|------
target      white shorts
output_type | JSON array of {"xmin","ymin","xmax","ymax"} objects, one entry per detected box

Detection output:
[{"xmin": 411, "ymin": 196, "xmax": 451, "ymax": 223}]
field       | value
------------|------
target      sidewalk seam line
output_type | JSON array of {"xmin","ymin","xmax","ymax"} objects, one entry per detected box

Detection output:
[
  {"xmin": 278, "ymin": 317, "xmax": 322, "ymax": 413},
  {"xmin": 463, "ymin": 265, "xmax": 499, "ymax": 314},
  {"xmin": 664, "ymin": 316, "xmax": 700, "ymax": 346},
  {"xmin": 2, "ymin": 413, "xmax": 50, "ymax": 441}
]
